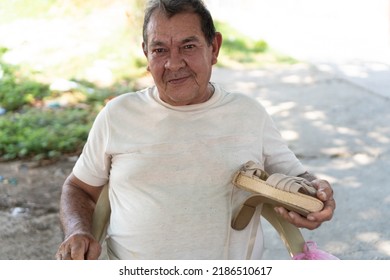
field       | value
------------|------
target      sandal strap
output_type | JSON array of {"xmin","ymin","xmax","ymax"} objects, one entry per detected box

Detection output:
[
  {"xmin": 266, "ymin": 174, "xmax": 317, "ymax": 196},
  {"xmin": 240, "ymin": 160, "xmax": 317, "ymax": 196}
]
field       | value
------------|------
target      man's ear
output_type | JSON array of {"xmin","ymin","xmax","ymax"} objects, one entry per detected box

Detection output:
[
  {"xmin": 142, "ymin": 42, "xmax": 148, "ymax": 57},
  {"xmin": 211, "ymin": 32, "xmax": 223, "ymax": 65},
  {"xmin": 142, "ymin": 42, "xmax": 150, "ymax": 71}
]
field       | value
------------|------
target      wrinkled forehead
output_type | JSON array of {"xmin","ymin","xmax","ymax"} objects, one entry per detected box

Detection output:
[{"xmin": 146, "ymin": 10, "xmax": 204, "ymax": 45}]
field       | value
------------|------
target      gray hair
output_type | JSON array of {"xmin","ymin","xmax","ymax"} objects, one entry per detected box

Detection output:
[{"xmin": 142, "ymin": 0, "xmax": 216, "ymax": 51}]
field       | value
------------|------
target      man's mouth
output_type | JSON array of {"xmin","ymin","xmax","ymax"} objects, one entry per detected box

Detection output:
[{"xmin": 168, "ymin": 76, "xmax": 189, "ymax": 84}]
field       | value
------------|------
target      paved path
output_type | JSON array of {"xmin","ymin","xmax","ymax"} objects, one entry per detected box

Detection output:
[{"xmin": 212, "ymin": 63, "xmax": 390, "ymax": 260}]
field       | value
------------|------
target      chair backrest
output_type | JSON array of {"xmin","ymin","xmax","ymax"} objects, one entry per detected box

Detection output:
[
  {"xmin": 260, "ymin": 203, "xmax": 305, "ymax": 258},
  {"xmin": 91, "ymin": 184, "xmax": 110, "ymax": 245}
]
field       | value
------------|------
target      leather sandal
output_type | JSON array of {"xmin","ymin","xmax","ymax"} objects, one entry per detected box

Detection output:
[{"xmin": 231, "ymin": 161, "xmax": 324, "ymax": 230}]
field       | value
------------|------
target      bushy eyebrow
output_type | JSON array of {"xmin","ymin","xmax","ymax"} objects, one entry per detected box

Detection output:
[
  {"xmin": 181, "ymin": 36, "xmax": 200, "ymax": 44},
  {"xmin": 149, "ymin": 40, "xmax": 165, "ymax": 49},
  {"xmin": 149, "ymin": 36, "xmax": 201, "ymax": 48}
]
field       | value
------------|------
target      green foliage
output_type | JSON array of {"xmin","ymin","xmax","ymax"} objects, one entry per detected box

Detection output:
[
  {"xmin": 214, "ymin": 21, "xmax": 298, "ymax": 67},
  {"xmin": 222, "ymin": 36, "xmax": 268, "ymax": 55},
  {"xmin": 0, "ymin": 49, "xmax": 115, "ymax": 162},
  {"xmin": 0, "ymin": 47, "xmax": 8, "ymax": 56},
  {"xmin": 0, "ymin": 46, "xmax": 134, "ymax": 162},
  {"xmin": 253, "ymin": 40, "xmax": 268, "ymax": 53},
  {"xmin": 215, "ymin": 21, "xmax": 269, "ymax": 55},
  {"xmin": 0, "ymin": 108, "xmax": 96, "ymax": 161},
  {"xmin": 0, "ymin": 59, "xmax": 50, "ymax": 111}
]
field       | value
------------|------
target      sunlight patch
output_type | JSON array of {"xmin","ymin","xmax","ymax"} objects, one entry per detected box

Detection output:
[
  {"xmin": 304, "ymin": 111, "xmax": 325, "ymax": 121},
  {"xmin": 280, "ymin": 130, "xmax": 299, "ymax": 141},
  {"xmin": 266, "ymin": 101, "xmax": 296, "ymax": 115},
  {"xmin": 377, "ymin": 240, "xmax": 390, "ymax": 256},
  {"xmin": 356, "ymin": 232, "xmax": 380, "ymax": 243}
]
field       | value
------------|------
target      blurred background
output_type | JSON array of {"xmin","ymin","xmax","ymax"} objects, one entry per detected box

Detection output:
[
  {"xmin": 0, "ymin": 0, "xmax": 290, "ymax": 161},
  {"xmin": 208, "ymin": 0, "xmax": 390, "ymax": 63}
]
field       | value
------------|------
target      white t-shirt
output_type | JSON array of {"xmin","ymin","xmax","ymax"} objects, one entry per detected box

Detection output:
[{"xmin": 73, "ymin": 84, "xmax": 306, "ymax": 259}]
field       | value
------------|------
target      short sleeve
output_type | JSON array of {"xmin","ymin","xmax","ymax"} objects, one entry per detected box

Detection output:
[{"xmin": 73, "ymin": 106, "xmax": 111, "ymax": 186}]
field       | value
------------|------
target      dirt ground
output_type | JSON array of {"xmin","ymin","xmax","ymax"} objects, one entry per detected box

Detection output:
[{"xmin": 0, "ymin": 158, "xmax": 75, "ymax": 260}]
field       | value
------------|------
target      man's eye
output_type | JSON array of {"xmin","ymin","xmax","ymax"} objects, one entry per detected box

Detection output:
[
  {"xmin": 152, "ymin": 48, "xmax": 166, "ymax": 54},
  {"xmin": 183, "ymin": 44, "xmax": 195, "ymax": 49}
]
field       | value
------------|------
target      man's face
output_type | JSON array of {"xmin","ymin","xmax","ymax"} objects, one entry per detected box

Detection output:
[{"xmin": 143, "ymin": 11, "xmax": 222, "ymax": 106}]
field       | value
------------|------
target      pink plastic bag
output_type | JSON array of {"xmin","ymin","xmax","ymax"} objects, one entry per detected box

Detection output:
[{"xmin": 293, "ymin": 241, "xmax": 339, "ymax": 260}]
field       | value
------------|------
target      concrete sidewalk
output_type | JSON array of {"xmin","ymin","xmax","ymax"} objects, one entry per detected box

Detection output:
[{"xmin": 211, "ymin": 63, "xmax": 390, "ymax": 260}]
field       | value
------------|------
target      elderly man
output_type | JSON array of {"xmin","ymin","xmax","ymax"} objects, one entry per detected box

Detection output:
[{"xmin": 56, "ymin": 0, "xmax": 335, "ymax": 260}]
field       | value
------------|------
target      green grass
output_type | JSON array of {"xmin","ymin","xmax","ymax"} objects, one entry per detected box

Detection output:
[
  {"xmin": 0, "ymin": 108, "xmax": 95, "ymax": 161},
  {"xmin": 214, "ymin": 20, "xmax": 298, "ymax": 68},
  {"xmin": 0, "ymin": 59, "xmax": 51, "ymax": 111},
  {"xmin": 0, "ymin": 48, "xmax": 127, "ymax": 162}
]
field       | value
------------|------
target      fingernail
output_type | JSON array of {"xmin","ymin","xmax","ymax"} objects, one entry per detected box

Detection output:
[
  {"xmin": 288, "ymin": 212, "xmax": 295, "ymax": 219},
  {"xmin": 318, "ymin": 191, "xmax": 327, "ymax": 200},
  {"xmin": 307, "ymin": 215, "xmax": 315, "ymax": 221}
]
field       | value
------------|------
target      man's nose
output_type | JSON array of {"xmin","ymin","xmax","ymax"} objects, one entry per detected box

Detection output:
[{"xmin": 165, "ymin": 50, "xmax": 186, "ymax": 71}]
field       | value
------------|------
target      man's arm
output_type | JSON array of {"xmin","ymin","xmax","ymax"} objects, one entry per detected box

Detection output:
[
  {"xmin": 55, "ymin": 173, "xmax": 103, "ymax": 260},
  {"xmin": 274, "ymin": 171, "xmax": 336, "ymax": 230}
]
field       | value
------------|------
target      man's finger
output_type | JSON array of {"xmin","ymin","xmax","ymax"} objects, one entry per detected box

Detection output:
[
  {"xmin": 85, "ymin": 241, "xmax": 102, "ymax": 260},
  {"xmin": 70, "ymin": 240, "xmax": 89, "ymax": 260}
]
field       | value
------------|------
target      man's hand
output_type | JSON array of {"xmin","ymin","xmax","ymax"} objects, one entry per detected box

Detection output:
[
  {"xmin": 274, "ymin": 178, "xmax": 336, "ymax": 230},
  {"xmin": 55, "ymin": 232, "xmax": 101, "ymax": 260},
  {"xmin": 56, "ymin": 173, "xmax": 104, "ymax": 260}
]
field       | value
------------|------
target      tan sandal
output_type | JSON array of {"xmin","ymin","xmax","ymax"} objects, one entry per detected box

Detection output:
[{"xmin": 231, "ymin": 161, "xmax": 324, "ymax": 230}]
